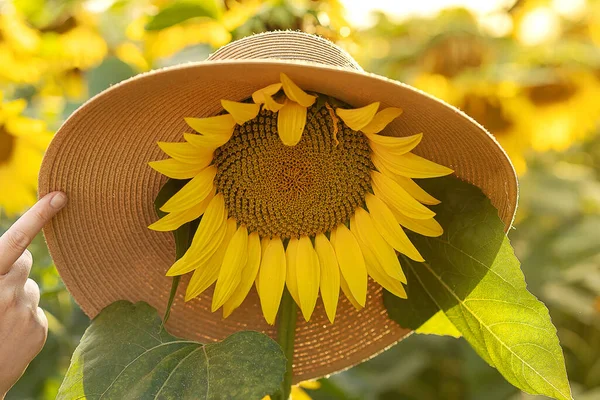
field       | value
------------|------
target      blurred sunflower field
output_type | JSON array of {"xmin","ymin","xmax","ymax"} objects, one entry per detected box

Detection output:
[{"xmin": 1, "ymin": 0, "xmax": 600, "ymax": 399}]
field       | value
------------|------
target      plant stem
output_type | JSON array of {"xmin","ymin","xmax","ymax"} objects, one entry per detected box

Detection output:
[
  {"xmin": 161, "ymin": 276, "xmax": 181, "ymax": 327},
  {"xmin": 273, "ymin": 288, "xmax": 297, "ymax": 400}
]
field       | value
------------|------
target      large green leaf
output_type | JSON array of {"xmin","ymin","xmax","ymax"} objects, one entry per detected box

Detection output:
[
  {"xmin": 145, "ymin": 0, "xmax": 222, "ymax": 31},
  {"xmin": 57, "ymin": 301, "xmax": 286, "ymax": 399},
  {"xmin": 384, "ymin": 177, "xmax": 572, "ymax": 400}
]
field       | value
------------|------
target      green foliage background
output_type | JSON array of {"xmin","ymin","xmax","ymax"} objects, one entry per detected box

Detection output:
[{"xmin": 1, "ymin": 0, "xmax": 600, "ymax": 399}]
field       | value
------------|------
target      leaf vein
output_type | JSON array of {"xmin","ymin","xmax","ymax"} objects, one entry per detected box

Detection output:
[
  {"xmin": 97, "ymin": 341, "xmax": 197, "ymax": 399},
  {"xmin": 420, "ymin": 262, "xmax": 570, "ymax": 400},
  {"xmin": 154, "ymin": 344, "xmax": 203, "ymax": 399}
]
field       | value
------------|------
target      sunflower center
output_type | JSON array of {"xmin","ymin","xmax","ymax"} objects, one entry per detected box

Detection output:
[
  {"xmin": 213, "ymin": 104, "xmax": 373, "ymax": 239},
  {"xmin": 0, "ymin": 126, "xmax": 15, "ymax": 164}
]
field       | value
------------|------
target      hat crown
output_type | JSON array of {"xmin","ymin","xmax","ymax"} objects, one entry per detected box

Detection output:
[{"xmin": 207, "ymin": 31, "xmax": 362, "ymax": 71}]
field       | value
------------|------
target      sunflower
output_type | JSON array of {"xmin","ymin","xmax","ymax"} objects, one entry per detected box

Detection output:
[
  {"xmin": 0, "ymin": 94, "xmax": 53, "ymax": 216},
  {"xmin": 524, "ymin": 71, "xmax": 600, "ymax": 153},
  {"xmin": 149, "ymin": 73, "xmax": 453, "ymax": 324}
]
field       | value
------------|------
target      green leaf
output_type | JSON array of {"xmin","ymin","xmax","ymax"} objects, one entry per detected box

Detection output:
[
  {"xmin": 57, "ymin": 301, "xmax": 286, "ymax": 400},
  {"xmin": 87, "ymin": 57, "xmax": 136, "ymax": 97},
  {"xmin": 415, "ymin": 311, "xmax": 461, "ymax": 338},
  {"xmin": 145, "ymin": 0, "xmax": 222, "ymax": 31},
  {"xmin": 384, "ymin": 176, "xmax": 572, "ymax": 400}
]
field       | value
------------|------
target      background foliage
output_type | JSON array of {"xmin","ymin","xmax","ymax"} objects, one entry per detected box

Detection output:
[{"xmin": 1, "ymin": 0, "xmax": 599, "ymax": 398}]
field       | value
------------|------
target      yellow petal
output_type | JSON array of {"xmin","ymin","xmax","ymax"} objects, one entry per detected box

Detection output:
[
  {"xmin": 361, "ymin": 107, "xmax": 403, "ymax": 134},
  {"xmin": 298, "ymin": 381, "xmax": 321, "ymax": 390},
  {"xmin": 184, "ymin": 132, "xmax": 232, "ymax": 150},
  {"xmin": 184, "ymin": 194, "xmax": 227, "ymax": 257},
  {"xmin": 373, "ymin": 157, "xmax": 440, "ymax": 205},
  {"xmin": 372, "ymin": 158, "xmax": 438, "ymax": 205},
  {"xmin": 168, "ymin": 216, "xmax": 227, "ymax": 278},
  {"xmin": 371, "ymin": 170, "xmax": 436, "ymax": 220},
  {"xmin": 372, "ymin": 151, "xmax": 454, "ymax": 179},
  {"xmin": 255, "ymin": 238, "xmax": 271, "ymax": 297},
  {"xmin": 2, "ymin": 99, "xmax": 26, "ymax": 117},
  {"xmin": 315, "ymin": 233, "xmax": 340, "ymax": 323},
  {"xmin": 280, "ymin": 73, "xmax": 316, "ymax": 107},
  {"xmin": 354, "ymin": 228, "xmax": 407, "ymax": 299},
  {"xmin": 160, "ymin": 166, "xmax": 217, "ymax": 212},
  {"xmin": 290, "ymin": 386, "xmax": 313, "ymax": 400},
  {"xmin": 212, "ymin": 225, "xmax": 249, "ymax": 311},
  {"xmin": 149, "ymin": 188, "xmax": 216, "ymax": 232},
  {"xmin": 296, "ymin": 236, "xmax": 320, "ymax": 321},
  {"xmin": 166, "ymin": 194, "xmax": 226, "ymax": 276},
  {"xmin": 367, "ymin": 132, "xmax": 422, "ymax": 155},
  {"xmin": 221, "ymin": 100, "xmax": 260, "ymax": 125},
  {"xmin": 331, "ymin": 224, "xmax": 367, "ymax": 307},
  {"xmin": 158, "ymin": 141, "xmax": 214, "ymax": 165},
  {"xmin": 395, "ymin": 176, "xmax": 440, "ymax": 205},
  {"xmin": 285, "ymin": 238, "xmax": 301, "ymax": 306},
  {"xmin": 263, "ymin": 93, "xmax": 285, "ymax": 112},
  {"xmin": 185, "ymin": 114, "xmax": 236, "ymax": 136},
  {"xmin": 185, "ymin": 218, "xmax": 237, "ymax": 300},
  {"xmin": 258, "ymin": 238, "xmax": 287, "ymax": 325},
  {"xmin": 148, "ymin": 158, "xmax": 208, "ymax": 180},
  {"xmin": 365, "ymin": 194, "xmax": 424, "ymax": 261},
  {"xmin": 277, "ymin": 100, "xmax": 307, "ymax": 146},
  {"xmin": 185, "ymin": 266, "xmax": 218, "ymax": 301},
  {"xmin": 252, "ymin": 83, "xmax": 282, "ymax": 104},
  {"xmin": 223, "ymin": 232, "xmax": 262, "ymax": 318},
  {"xmin": 340, "ymin": 273, "xmax": 363, "ymax": 310},
  {"xmin": 335, "ymin": 102, "xmax": 379, "ymax": 132},
  {"xmin": 391, "ymin": 208, "xmax": 444, "ymax": 237},
  {"xmin": 352, "ymin": 209, "xmax": 406, "ymax": 283}
]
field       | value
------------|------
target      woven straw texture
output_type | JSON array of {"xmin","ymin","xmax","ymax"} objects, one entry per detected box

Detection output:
[{"xmin": 39, "ymin": 31, "xmax": 517, "ymax": 382}]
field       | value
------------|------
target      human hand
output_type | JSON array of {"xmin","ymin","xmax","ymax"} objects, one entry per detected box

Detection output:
[{"xmin": 0, "ymin": 192, "xmax": 67, "ymax": 399}]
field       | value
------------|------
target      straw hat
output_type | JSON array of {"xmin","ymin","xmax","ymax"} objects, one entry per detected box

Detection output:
[{"xmin": 39, "ymin": 31, "xmax": 517, "ymax": 382}]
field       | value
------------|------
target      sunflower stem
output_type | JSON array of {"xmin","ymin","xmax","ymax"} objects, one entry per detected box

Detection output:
[
  {"xmin": 273, "ymin": 288, "xmax": 297, "ymax": 400},
  {"xmin": 155, "ymin": 179, "xmax": 194, "ymax": 330}
]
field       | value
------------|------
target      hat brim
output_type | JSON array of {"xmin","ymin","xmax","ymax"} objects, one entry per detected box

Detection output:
[{"xmin": 39, "ymin": 59, "xmax": 517, "ymax": 382}]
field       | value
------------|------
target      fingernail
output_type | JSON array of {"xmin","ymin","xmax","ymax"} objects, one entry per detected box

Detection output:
[{"xmin": 50, "ymin": 192, "xmax": 68, "ymax": 209}]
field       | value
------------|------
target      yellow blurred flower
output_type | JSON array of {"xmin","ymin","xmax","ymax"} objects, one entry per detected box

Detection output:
[
  {"xmin": 0, "ymin": 94, "xmax": 53, "ymax": 216},
  {"xmin": 128, "ymin": 17, "xmax": 231, "ymax": 62},
  {"xmin": 413, "ymin": 69, "xmax": 600, "ymax": 174},
  {"xmin": 413, "ymin": 73, "xmax": 531, "ymax": 173},
  {"xmin": 40, "ymin": 25, "xmax": 108, "ymax": 71},
  {"xmin": 0, "ymin": 43, "xmax": 46, "ymax": 84},
  {"xmin": 420, "ymin": 34, "xmax": 489, "ymax": 78},
  {"xmin": 0, "ymin": 11, "xmax": 45, "ymax": 84},
  {"xmin": 40, "ymin": 68, "xmax": 87, "ymax": 101},
  {"xmin": 0, "ymin": 10, "xmax": 41, "ymax": 54},
  {"xmin": 123, "ymin": 1, "xmax": 265, "ymax": 65},
  {"xmin": 262, "ymin": 380, "xmax": 321, "ymax": 400},
  {"xmin": 115, "ymin": 42, "xmax": 150, "ymax": 72},
  {"xmin": 221, "ymin": 0, "xmax": 263, "ymax": 32},
  {"xmin": 523, "ymin": 71, "xmax": 600, "ymax": 152}
]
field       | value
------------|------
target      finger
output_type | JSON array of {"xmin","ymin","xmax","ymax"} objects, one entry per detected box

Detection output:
[
  {"xmin": 1, "ymin": 250, "xmax": 33, "ymax": 286},
  {"xmin": 33, "ymin": 307, "xmax": 49, "ymax": 352},
  {"xmin": 29, "ymin": 307, "xmax": 48, "ymax": 358},
  {"xmin": 0, "ymin": 192, "xmax": 67, "ymax": 275},
  {"xmin": 22, "ymin": 278, "xmax": 41, "ymax": 309},
  {"xmin": 36, "ymin": 307, "xmax": 49, "ymax": 334}
]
